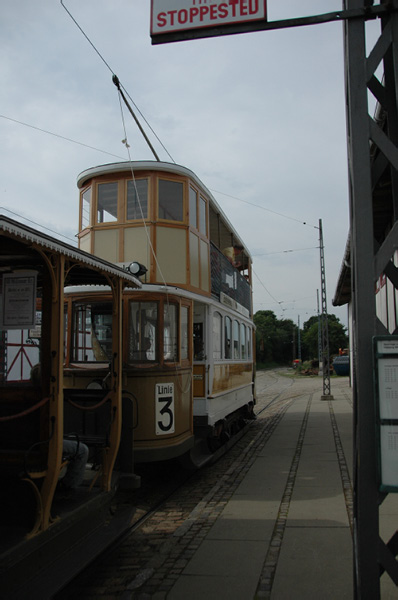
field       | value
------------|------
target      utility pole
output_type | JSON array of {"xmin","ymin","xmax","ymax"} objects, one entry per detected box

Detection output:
[
  {"xmin": 317, "ymin": 289, "xmax": 322, "ymax": 372},
  {"xmin": 297, "ymin": 315, "xmax": 301, "ymax": 362},
  {"xmin": 319, "ymin": 219, "xmax": 332, "ymax": 399}
]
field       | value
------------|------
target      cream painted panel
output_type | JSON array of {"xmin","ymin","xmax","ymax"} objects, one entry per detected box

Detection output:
[
  {"xmin": 190, "ymin": 231, "xmax": 199, "ymax": 288},
  {"xmin": 79, "ymin": 231, "xmax": 91, "ymax": 253},
  {"xmin": 94, "ymin": 229, "xmax": 119, "ymax": 263},
  {"xmin": 124, "ymin": 226, "xmax": 151, "ymax": 271},
  {"xmin": 156, "ymin": 227, "xmax": 187, "ymax": 283}
]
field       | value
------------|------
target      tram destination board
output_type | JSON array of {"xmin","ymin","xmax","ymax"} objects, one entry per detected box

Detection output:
[{"xmin": 150, "ymin": 0, "xmax": 267, "ymax": 43}]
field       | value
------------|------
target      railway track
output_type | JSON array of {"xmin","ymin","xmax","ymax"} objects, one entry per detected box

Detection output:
[{"xmin": 54, "ymin": 369, "xmax": 300, "ymax": 599}]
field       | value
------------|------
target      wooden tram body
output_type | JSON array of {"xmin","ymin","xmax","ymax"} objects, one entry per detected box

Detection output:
[
  {"xmin": 0, "ymin": 215, "xmax": 140, "ymax": 592},
  {"xmin": 64, "ymin": 161, "xmax": 256, "ymax": 464}
]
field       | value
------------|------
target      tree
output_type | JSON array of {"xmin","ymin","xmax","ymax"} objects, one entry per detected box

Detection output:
[
  {"xmin": 254, "ymin": 311, "xmax": 297, "ymax": 365},
  {"xmin": 301, "ymin": 314, "xmax": 348, "ymax": 359}
]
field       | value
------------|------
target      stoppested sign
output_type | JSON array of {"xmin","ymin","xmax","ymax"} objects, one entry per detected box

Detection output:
[{"xmin": 151, "ymin": 0, "xmax": 267, "ymax": 37}]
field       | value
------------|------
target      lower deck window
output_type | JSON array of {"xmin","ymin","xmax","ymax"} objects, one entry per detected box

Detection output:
[
  {"xmin": 129, "ymin": 301, "xmax": 158, "ymax": 362},
  {"xmin": 72, "ymin": 302, "xmax": 113, "ymax": 362},
  {"xmin": 164, "ymin": 303, "xmax": 178, "ymax": 362}
]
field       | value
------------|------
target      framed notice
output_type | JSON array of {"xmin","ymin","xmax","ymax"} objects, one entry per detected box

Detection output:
[
  {"xmin": 374, "ymin": 336, "xmax": 398, "ymax": 492},
  {"xmin": 1, "ymin": 271, "xmax": 37, "ymax": 329}
]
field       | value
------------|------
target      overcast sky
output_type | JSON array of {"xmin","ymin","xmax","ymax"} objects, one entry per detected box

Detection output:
[{"xmin": 2, "ymin": 1, "xmax": 375, "ymax": 328}]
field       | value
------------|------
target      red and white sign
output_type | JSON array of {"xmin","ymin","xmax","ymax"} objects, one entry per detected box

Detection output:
[{"xmin": 151, "ymin": 0, "xmax": 267, "ymax": 36}]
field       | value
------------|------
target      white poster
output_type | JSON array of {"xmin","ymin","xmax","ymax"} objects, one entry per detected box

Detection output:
[
  {"xmin": 380, "ymin": 425, "xmax": 398, "ymax": 488},
  {"xmin": 1, "ymin": 271, "xmax": 37, "ymax": 329},
  {"xmin": 378, "ymin": 358, "xmax": 398, "ymax": 419}
]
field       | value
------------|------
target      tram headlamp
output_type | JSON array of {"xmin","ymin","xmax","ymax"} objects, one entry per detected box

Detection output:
[{"xmin": 128, "ymin": 261, "xmax": 147, "ymax": 278}]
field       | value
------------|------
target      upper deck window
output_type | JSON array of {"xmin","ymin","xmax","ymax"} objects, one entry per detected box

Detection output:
[
  {"xmin": 97, "ymin": 182, "xmax": 118, "ymax": 223},
  {"xmin": 199, "ymin": 195, "xmax": 207, "ymax": 235},
  {"xmin": 189, "ymin": 186, "xmax": 197, "ymax": 229},
  {"xmin": 127, "ymin": 179, "xmax": 148, "ymax": 220},
  {"xmin": 81, "ymin": 187, "xmax": 92, "ymax": 229},
  {"xmin": 158, "ymin": 179, "xmax": 183, "ymax": 222}
]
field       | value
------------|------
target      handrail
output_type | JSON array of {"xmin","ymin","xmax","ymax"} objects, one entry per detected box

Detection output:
[
  {"xmin": 65, "ymin": 390, "xmax": 113, "ymax": 411},
  {"xmin": 0, "ymin": 396, "xmax": 50, "ymax": 422}
]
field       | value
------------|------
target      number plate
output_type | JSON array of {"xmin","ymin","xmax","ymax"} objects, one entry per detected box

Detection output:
[{"xmin": 155, "ymin": 383, "xmax": 175, "ymax": 435}]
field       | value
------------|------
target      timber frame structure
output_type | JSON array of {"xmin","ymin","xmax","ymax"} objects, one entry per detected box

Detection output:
[{"xmin": 343, "ymin": 0, "xmax": 398, "ymax": 596}]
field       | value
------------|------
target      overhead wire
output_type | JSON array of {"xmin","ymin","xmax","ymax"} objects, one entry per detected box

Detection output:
[
  {"xmin": 59, "ymin": 0, "xmax": 175, "ymax": 163},
  {"xmin": 0, "ymin": 114, "xmax": 125, "ymax": 160},
  {"xmin": 15, "ymin": 1, "xmax": 321, "ymax": 320},
  {"xmin": 0, "ymin": 206, "xmax": 77, "ymax": 244}
]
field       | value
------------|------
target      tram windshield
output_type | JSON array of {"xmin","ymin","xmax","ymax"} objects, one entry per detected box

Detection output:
[{"xmin": 71, "ymin": 302, "xmax": 113, "ymax": 362}]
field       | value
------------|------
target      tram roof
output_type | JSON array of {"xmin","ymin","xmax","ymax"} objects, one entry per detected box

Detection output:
[
  {"xmin": 0, "ymin": 215, "xmax": 142, "ymax": 288},
  {"xmin": 77, "ymin": 160, "xmax": 252, "ymax": 261}
]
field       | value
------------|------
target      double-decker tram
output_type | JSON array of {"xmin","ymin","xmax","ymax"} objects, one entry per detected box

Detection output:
[
  {"xmin": 0, "ymin": 215, "xmax": 141, "ymax": 598},
  {"xmin": 64, "ymin": 161, "xmax": 256, "ymax": 467}
]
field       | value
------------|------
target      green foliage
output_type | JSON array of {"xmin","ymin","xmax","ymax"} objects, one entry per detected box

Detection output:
[
  {"xmin": 254, "ymin": 310, "xmax": 297, "ymax": 365},
  {"xmin": 301, "ymin": 314, "xmax": 348, "ymax": 359},
  {"xmin": 254, "ymin": 310, "xmax": 348, "ymax": 365}
]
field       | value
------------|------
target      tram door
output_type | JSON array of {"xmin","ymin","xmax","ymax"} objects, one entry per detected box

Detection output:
[{"xmin": 193, "ymin": 303, "xmax": 206, "ymax": 398}]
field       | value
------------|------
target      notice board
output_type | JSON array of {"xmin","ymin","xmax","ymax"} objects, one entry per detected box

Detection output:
[{"xmin": 374, "ymin": 336, "xmax": 398, "ymax": 492}]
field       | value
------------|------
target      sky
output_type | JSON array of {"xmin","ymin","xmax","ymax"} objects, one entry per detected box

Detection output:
[{"xmin": 1, "ymin": 1, "xmax": 378, "ymax": 329}]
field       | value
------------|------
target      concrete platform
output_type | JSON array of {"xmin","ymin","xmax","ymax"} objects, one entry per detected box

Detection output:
[{"xmin": 166, "ymin": 378, "xmax": 398, "ymax": 599}]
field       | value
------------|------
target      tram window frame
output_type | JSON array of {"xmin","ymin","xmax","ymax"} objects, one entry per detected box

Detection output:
[
  {"xmin": 188, "ymin": 184, "xmax": 208, "ymax": 238},
  {"xmin": 128, "ymin": 300, "xmax": 158, "ymax": 363},
  {"xmin": 233, "ymin": 319, "xmax": 240, "ymax": 359},
  {"xmin": 126, "ymin": 178, "xmax": 148, "ymax": 220},
  {"xmin": 71, "ymin": 301, "xmax": 113, "ymax": 363},
  {"xmin": 224, "ymin": 316, "xmax": 232, "ymax": 359},
  {"xmin": 164, "ymin": 302, "xmax": 178, "ymax": 363},
  {"xmin": 158, "ymin": 178, "xmax": 184, "ymax": 222},
  {"xmin": 181, "ymin": 304, "xmax": 190, "ymax": 362},
  {"xmin": 241, "ymin": 323, "xmax": 247, "ymax": 359},
  {"xmin": 96, "ymin": 182, "xmax": 118, "ymax": 224},
  {"xmin": 212, "ymin": 311, "xmax": 222, "ymax": 360},
  {"xmin": 199, "ymin": 195, "xmax": 207, "ymax": 236},
  {"xmin": 81, "ymin": 186, "xmax": 92, "ymax": 230},
  {"xmin": 189, "ymin": 185, "xmax": 198, "ymax": 229}
]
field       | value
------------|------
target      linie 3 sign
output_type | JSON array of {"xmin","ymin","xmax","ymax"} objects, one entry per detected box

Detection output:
[{"xmin": 150, "ymin": 0, "xmax": 267, "ymax": 39}]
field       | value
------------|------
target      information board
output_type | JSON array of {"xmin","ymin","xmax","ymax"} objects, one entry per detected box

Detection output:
[{"xmin": 374, "ymin": 336, "xmax": 398, "ymax": 492}]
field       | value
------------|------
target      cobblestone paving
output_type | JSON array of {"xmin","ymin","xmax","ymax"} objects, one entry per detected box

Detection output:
[{"xmin": 56, "ymin": 371, "xmax": 349, "ymax": 599}]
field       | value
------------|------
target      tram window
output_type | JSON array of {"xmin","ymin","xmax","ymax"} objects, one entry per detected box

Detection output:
[
  {"xmin": 97, "ymin": 182, "xmax": 118, "ymax": 223},
  {"xmin": 213, "ymin": 312, "xmax": 222, "ymax": 359},
  {"xmin": 189, "ymin": 186, "xmax": 197, "ymax": 229},
  {"xmin": 158, "ymin": 179, "xmax": 183, "ymax": 222},
  {"xmin": 164, "ymin": 303, "xmax": 178, "ymax": 362},
  {"xmin": 81, "ymin": 187, "xmax": 92, "ymax": 229},
  {"xmin": 199, "ymin": 196, "xmax": 207, "ymax": 236},
  {"xmin": 193, "ymin": 322, "xmax": 204, "ymax": 360},
  {"xmin": 247, "ymin": 328, "xmax": 252, "ymax": 359},
  {"xmin": 233, "ymin": 320, "xmax": 240, "ymax": 359},
  {"xmin": 224, "ymin": 316, "xmax": 232, "ymax": 359},
  {"xmin": 181, "ymin": 306, "xmax": 189, "ymax": 360},
  {"xmin": 72, "ymin": 302, "xmax": 113, "ymax": 362},
  {"xmin": 241, "ymin": 323, "xmax": 246, "ymax": 359},
  {"xmin": 127, "ymin": 178, "xmax": 148, "ymax": 220},
  {"xmin": 128, "ymin": 301, "xmax": 158, "ymax": 362}
]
